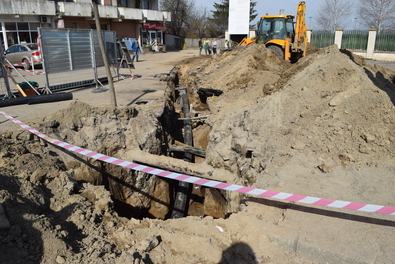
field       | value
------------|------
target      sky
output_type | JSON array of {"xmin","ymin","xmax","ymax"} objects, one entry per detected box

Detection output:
[{"xmin": 193, "ymin": 0, "xmax": 361, "ymax": 30}]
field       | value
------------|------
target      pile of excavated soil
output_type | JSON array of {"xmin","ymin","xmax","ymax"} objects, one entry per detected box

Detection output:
[{"xmin": 1, "ymin": 44, "xmax": 395, "ymax": 263}]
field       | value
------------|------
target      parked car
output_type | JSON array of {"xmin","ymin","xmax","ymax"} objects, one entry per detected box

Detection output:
[{"xmin": 4, "ymin": 43, "xmax": 41, "ymax": 70}]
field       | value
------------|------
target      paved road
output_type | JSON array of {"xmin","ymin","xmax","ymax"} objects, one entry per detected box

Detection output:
[{"xmin": 365, "ymin": 60, "xmax": 395, "ymax": 72}]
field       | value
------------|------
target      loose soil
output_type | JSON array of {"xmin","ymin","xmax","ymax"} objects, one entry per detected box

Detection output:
[{"xmin": 0, "ymin": 46, "xmax": 394, "ymax": 264}]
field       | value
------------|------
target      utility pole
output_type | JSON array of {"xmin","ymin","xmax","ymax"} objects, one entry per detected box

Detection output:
[
  {"xmin": 309, "ymin": 16, "xmax": 313, "ymax": 29},
  {"xmin": 91, "ymin": 0, "xmax": 117, "ymax": 107}
]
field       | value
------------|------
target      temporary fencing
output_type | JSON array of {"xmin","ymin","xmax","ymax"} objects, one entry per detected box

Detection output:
[
  {"xmin": 39, "ymin": 28, "xmax": 117, "ymax": 92},
  {"xmin": 1, "ymin": 28, "xmax": 118, "ymax": 99},
  {"xmin": 0, "ymin": 51, "xmax": 13, "ymax": 99},
  {"xmin": 1, "ymin": 111, "xmax": 394, "ymax": 216}
]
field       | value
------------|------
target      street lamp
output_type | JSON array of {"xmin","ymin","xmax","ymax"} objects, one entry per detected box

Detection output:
[
  {"xmin": 309, "ymin": 16, "xmax": 313, "ymax": 28},
  {"xmin": 352, "ymin": 17, "xmax": 358, "ymax": 30}
]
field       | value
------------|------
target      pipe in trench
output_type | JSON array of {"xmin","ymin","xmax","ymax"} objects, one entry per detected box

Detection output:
[
  {"xmin": 171, "ymin": 88, "xmax": 193, "ymax": 219},
  {"xmin": 27, "ymin": 92, "xmax": 73, "ymax": 105}
]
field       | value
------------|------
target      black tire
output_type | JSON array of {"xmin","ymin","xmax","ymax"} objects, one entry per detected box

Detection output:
[
  {"xmin": 22, "ymin": 58, "xmax": 31, "ymax": 70},
  {"xmin": 267, "ymin": 45, "xmax": 284, "ymax": 59}
]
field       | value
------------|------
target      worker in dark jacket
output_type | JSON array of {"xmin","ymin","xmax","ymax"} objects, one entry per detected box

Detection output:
[
  {"xmin": 131, "ymin": 39, "xmax": 139, "ymax": 62},
  {"xmin": 198, "ymin": 38, "xmax": 203, "ymax": 55}
]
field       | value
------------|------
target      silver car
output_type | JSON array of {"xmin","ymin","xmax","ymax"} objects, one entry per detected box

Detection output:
[{"xmin": 4, "ymin": 43, "xmax": 41, "ymax": 70}]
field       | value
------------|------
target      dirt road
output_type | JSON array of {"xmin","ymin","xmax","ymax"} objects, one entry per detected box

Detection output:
[{"xmin": 0, "ymin": 50, "xmax": 197, "ymax": 133}]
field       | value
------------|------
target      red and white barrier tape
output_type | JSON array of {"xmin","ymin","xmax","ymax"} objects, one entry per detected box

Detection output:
[
  {"xmin": 1, "ymin": 111, "xmax": 394, "ymax": 216},
  {"xmin": 15, "ymin": 68, "xmax": 36, "ymax": 73},
  {"xmin": 6, "ymin": 60, "xmax": 42, "ymax": 68},
  {"xmin": 8, "ymin": 67, "xmax": 45, "ymax": 77},
  {"xmin": 9, "ymin": 74, "xmax": 42, "ymax": 79}
]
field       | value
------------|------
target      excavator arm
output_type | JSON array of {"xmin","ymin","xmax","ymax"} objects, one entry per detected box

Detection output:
[
  {"xmin": 237, "ymin": 37, "xmax": 256, "ymax": 47},
  {"xmin": 292, "ymin": 1, "xmax": 308, "ymax": 56}
]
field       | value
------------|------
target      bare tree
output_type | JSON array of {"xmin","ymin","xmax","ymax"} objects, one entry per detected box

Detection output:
[
  {"xmin": 316, "ymin": 0, "xmax": 353, "ymax": 30},
  {"xmin": 187, "ymin": 6, "xmax": 210, "ymax": 38},
  {"xmin": 160, "ymin": 0, "xmax": 195, "ymax": 36},
  {"xmin": 357, "ymin": 0, "xmax": 395, "ymax": 32},
  {"xmin": 208, "ymin": 0, "xmax": 258, "ymax": 36}
]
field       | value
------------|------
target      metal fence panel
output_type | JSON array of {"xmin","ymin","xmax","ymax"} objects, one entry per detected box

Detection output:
[
  {"xmin": 92, "ymin": 31, "xmax": 104, "ymax": 68},
  {"xmin": 341, "ymin": 30, "xmax": 369, "ymax": 50},
  {"xmin": 375, "ymin": 31, "xmax": 395, "ymax": 51},
  {"xmin": 40, "ymin": 30, "xmax": 71, "ymax": 74},
  {"xmin": 69, "ymin": 30, "xmax": 94, "ymax": 70},
  {"xmin": 93, "ymin": 30, "xmax": 117, "ymax": 82},
  {"xmin": 0, "ymin": 51, "xmax": 12, "ymax": 98},
  {"xmin": 103, "ymin": 31, "xmax": 118, "ymax": 66},
  {"xmin": 39, "ymin": 28, "xmax": 117, "ymax": 92},
  {"xmin": 309, "ymin": 30, "xmax": 335, "ymax": 48}
]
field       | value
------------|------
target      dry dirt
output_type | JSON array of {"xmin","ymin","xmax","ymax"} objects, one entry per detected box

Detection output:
[{"xmin": 0, "ymin": 46, "xmax": 395, "ymax": 264}]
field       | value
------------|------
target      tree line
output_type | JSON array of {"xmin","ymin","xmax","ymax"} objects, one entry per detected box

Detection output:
[
  {"xmin": 160, "ymin": 0, "xmax": 395, "ymax": 38},
  {"xmin": 311, "ymin": 0, "xmax": 395, "ymax": 32},
  {"xmin": 159, "ymin": 0, "xmax": 257, "ymax": 38}
]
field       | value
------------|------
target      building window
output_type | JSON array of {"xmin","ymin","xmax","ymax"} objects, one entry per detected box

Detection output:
[
  {"xmin": 0, "ymin": 23, "xmax": 4, "ymax": 52},
  {"xmin": 118, "ymin": 0, "xmax": 128, "ymax": 7},
  {"xmin": 4, "ymin": 22, "xmax": 39, "ymax": 47},
  {"xmin": 142, "ymin": 1, "xmax": 150, "ymax": 9},
  {"xmin": 91, "ymin": 23, "xmax": 108, "ymax": 30}
]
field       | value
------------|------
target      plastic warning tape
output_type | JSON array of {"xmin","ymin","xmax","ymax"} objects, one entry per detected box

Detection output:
[
  {"xmin": 5, "ymin": 60, "xmax": 42, "ymax": 68},
  {"xmin": 1, "ymin": 111, "xmax": 394, "ymax": 216},
  {"xmin": 8, "ymin": 68, "xmax": 45, "ymax": 77},
  {"xmin": 14, "ymin": 68, "xmax": 44, "ymax": 74},
  {"xmin": 12, "ymin": 60, "xmax": 41, "ymax": 66}
]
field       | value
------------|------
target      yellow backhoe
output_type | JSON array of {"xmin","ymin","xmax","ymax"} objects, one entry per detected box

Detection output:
[{"xmin": 238, "ymin": 1, "xmax": 308, "ymax": 62}]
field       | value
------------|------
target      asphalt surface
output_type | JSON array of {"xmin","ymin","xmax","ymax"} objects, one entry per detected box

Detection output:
[{"xmin": 365, "ymin": 59, "xmax": 395, "ymax": 72}]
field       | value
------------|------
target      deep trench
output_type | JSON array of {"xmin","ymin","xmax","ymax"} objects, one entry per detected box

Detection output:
[{"xmin": 105, "ymin": 69, "xmax": 229, "ymax": 220}]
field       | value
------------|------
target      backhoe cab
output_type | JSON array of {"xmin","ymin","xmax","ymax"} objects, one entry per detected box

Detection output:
[{"xmin": 238, "ymin": 1, "xmax": 307, "ymax": 62}]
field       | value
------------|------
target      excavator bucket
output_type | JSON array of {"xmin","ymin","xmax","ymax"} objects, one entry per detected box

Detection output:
[{"xmin": 237, "ymin": 37, "xmax": 256, "ymax": 47}]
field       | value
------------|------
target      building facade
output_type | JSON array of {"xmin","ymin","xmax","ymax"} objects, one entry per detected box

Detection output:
[{"xmin": 0, "ymin": 0, "xmax": 171, "ymax": 51}]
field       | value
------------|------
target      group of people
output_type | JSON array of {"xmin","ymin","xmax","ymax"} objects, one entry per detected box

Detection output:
[
  {"xmin": 198, "ymin": 38, "xmax": 218, "ymax": 56},
  {"xmin": 126, "ymin": 37, "xmax": 220, "ymax": 59}
]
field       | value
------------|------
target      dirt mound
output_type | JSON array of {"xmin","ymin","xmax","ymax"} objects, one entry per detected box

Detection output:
[
  {"xmin": 1, "ymin": 43, "xmax": 395, "ymax": 263},
  {"xmin": 306, "ymin": 42, "xmax": 321, "ymax": 55},
  {"xmin": 182, "ymin": 45, "xmax": 288, "ymax": 92},
  {"xmin": 198, "ymin": 45, "xmax": 395, "ymax": 206}
]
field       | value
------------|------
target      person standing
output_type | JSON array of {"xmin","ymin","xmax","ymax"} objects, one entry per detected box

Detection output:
[
  {"xmin": 131, "ymin": 38, "xmax": 139, "ymax": 62},
  {"xmin": 212, "ymin": 39, "xmax": 218, "ymax": 55},
  {"xmin": 198, "ymin": 38, "xmax": 203, "ymax": 55},
  {"xmin": 203, "ymin": 38, "xmax": 211, "ymax": 55}
]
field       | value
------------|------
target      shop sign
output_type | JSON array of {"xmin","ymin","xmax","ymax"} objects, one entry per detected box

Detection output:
[{"xmin": 142, "ymin": 23, "xmax": 164, "ymax": 30}]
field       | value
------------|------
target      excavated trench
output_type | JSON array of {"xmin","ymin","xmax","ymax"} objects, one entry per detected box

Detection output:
[
  {"xmin": 0, "ymin": 64, "xmax": 229, "ymax": 223},
  {"xmin": 49, "ymin": 69, "xmax": 227, "ymax": 219},
  {"xmin": 4, "ymin": 45, "xmax": 301, "ymax": 222},
  {"xmin": 118, "ymin": 67, "xmax": 232, "ymax": 219},
  {"xmin": 158, "ymin": 68, "xmax": 229, "ymax": 219},
  {"xmin": 6, "ymin": 45, "xmax": 335, "ymax": 221}
]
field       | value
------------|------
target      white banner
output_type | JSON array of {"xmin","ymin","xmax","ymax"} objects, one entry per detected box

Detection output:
[{"xmin": 228, "ymin": 0, "xmax": 250, "ymax": 35}]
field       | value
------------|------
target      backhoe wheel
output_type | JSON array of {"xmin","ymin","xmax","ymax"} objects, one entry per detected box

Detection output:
[{"xmin": 267, "ymin": 45, "xmax": 284, "ymax": 59}]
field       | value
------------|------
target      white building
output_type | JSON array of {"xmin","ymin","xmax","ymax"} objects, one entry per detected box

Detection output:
[{"xmin": 0, "ymin": 0, "xmax": 171, "ymax": 51}]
